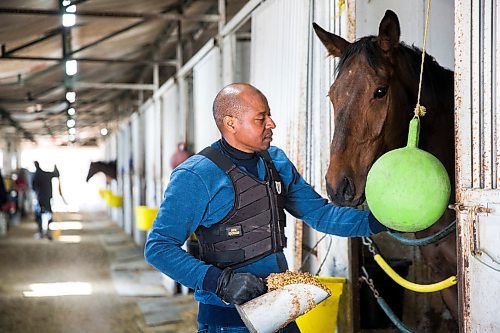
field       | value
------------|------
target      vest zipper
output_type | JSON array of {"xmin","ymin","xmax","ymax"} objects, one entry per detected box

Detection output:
[{"xmin": 266, "ymin": 181, "xmax": 279, "ymax": 250}]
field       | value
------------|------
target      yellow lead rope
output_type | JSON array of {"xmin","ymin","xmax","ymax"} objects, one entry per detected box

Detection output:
[{"xmin": 374, "ymin": 254, "xmax": 457, "ymax": 293}]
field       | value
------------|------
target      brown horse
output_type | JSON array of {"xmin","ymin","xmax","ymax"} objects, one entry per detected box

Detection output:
[
  {"xmin": 313, "ymin": 10, "xmax": 457, "ymax": 326},
  {"xmin": 86, "ymin": 160, "xmax": 117, "ymax": 182}
]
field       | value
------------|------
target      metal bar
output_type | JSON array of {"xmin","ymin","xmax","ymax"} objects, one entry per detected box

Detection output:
[
  {"xmin": 74, "ymin": 81, "xmax": 155, "ymax": 90},
  {"xmin": 220, "ymin": 0, "xmax": 263, "ymax": 37},
  {"xmin": 177, "ymin": 38, "xmax": 215, "ymax": 78},
  {"xmin": 68, "ymin": 20, "xmax": 147, "ymax": 56},
  {"xmin": 0, "ymin": 106, "xmax": 35, "ymax": 142},
  {"xmin": 0, "ymin": 55, "xmax": 177, "ymax": 66},
  {"xmin": 0, "ymin": 8, "xmax": 220, "ymax": 21},
  {"xmin": 2, "ymin": 26, "xmax": 65, "ymax": 56},
  {"xmin": 218, "ymin": 0, "xmax": 226, "ymax": 36}
]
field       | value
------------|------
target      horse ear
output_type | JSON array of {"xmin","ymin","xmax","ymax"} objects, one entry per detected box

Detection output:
[
  {"xmin": 378, "ymin": 10, "xmax": 400, "ymax": 53},
  {"xmin": 313, "ymin": 22, "xmax": 349, "ymax": 57}
]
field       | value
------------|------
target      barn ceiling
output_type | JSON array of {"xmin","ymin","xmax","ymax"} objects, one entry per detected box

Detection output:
[{"xmin": 0, "ymin": 0, "xmax": 246, "ymax": 145}]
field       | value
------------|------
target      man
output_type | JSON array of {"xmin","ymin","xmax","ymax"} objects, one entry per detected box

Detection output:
[
  {"xmin": 145, "ymin": 83, "xmax": 386, "ymax": 333},
  {"xmin": 32, "ymin": 161, "xmax": 60, "ymax": 239}
]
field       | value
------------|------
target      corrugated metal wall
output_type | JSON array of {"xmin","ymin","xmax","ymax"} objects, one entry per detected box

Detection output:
[{"xmin": 250, "ymin": 0, "xmax": 310, "ymax": 270}]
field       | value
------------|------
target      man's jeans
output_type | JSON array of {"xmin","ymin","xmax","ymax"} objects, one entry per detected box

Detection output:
[{"xmin": 197, "ymin": 321, "xmax": 301, "ymax": 333}]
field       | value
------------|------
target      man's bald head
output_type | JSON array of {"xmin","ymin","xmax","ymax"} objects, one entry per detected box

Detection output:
[{"xmin": 212, "ymin": 83, "xmax": 266, "ymax": 131}]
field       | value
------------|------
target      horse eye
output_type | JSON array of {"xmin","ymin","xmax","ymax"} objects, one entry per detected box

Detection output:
[{"xmin": 374, "ymin": 87, "xmax": 388, "ymax": 99}]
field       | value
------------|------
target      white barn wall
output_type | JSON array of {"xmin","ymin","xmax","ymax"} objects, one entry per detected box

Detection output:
[
  {"xmin": 250, "ymin": 0, "xmax": 310, "ymax": 270},
  {"xmin": 118, "ymin": 124, "xmax": 133, "ymax": 236},
  {"xmin": 356, "ymin": 0, "xmax": 454, "ymax": 70},
  {"xmin": 143, "ymin": 102, "xmax": 157, "ymax": 208},
  {"xmin": 131, "ymin": 112, "xmax": 146, "ymax": 246},
  {"xmin": 193, "ymin": 47, "xmax": 222, "ymax": 152},
  {"xmin": 160, "ymin": 80, "xmax": 180, "ymax": 188}
]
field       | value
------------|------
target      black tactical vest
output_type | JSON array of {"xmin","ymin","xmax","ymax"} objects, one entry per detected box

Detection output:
[{"xmin": 195, "ymin": 147, "xmax": 287, "ymax": 269}]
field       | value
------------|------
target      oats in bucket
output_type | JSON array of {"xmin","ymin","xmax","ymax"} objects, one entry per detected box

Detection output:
[{"xmin": 266, "ymin": 271, "xmax": 331, "ymax": 295}]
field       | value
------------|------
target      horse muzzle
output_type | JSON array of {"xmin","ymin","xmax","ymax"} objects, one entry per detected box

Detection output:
[{"xmin": 326, "ymin": 175, "xmax": 365, "ymax": 207}]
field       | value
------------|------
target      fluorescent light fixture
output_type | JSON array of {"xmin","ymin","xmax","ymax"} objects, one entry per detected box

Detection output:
[
  {"xmin": 23, "ymin": 282, "xmax": 92, "ymax": 297},
  {"xmin": 100, "ymin": 128, "xmax": 108, "ymax": 136},
  {"xmin": 49, "ymin": 222, "xmax": 82, "ymax": 230},
  {"xmin": 66, "ymin": 91, "xmax": 76, "ymax": 103},
  {"xmin": 68, "ymin": 127, "xmax": 76, "ymax": 135},
  {"xmin": 62, "ymin": 13, "xmax": 75, "ymax": 27},
  {"xmin": 57, "ymin": 235, "xmax": 81, "ymax": 243},
  {"xmin": 65, "ymin": 59, "xmax": 78, "ymax": 76},
  {"xmin": 67, "ymin": 119, "xmax": 76, "ymax": 128},
  {"xmin": 67, "ymin": 107, "xmax": 75, "ymax": 116},
  {"xmin": 66, "ymin": 5, "xmax": 76, "ymax": 13}
]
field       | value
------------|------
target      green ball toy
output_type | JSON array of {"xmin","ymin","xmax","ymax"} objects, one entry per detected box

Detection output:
[{"xmin": 365, "ymin": 117, "xmax": 451, "ymax": 232}]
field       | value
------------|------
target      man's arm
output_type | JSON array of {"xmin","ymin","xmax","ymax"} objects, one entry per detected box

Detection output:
[
  {"xmin": 145, "ymin": 165, "xmax": 267, "ymax": 304},
  {"xmin": 270, "ymin": 148, "xmax": 386, "ymax": 236},
  {"xmin": 144, "ymin": 168, "xmax": 213, "ymax": 291}
]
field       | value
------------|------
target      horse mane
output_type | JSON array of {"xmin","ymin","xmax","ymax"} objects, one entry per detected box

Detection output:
[{"xmin": 336, "ymin": 36, "xmax": 454, "ymax": 111}]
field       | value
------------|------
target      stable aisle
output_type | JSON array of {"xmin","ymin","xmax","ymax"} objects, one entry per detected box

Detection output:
[{"xmin": 0, "ymin": 212, "xmax": 197, "ymax": 333}]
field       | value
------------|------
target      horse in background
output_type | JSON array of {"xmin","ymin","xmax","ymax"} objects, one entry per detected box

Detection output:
[
  {"xmin": 313, "ymin": 10, "xmax": 456, "ymax": 330},
  {"xmin": 86, "ymin": 160, "xmax": 117, "ymax": 182}
]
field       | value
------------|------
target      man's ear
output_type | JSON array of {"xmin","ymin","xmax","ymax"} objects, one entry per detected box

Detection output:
[{"xmin": 223, "ymin": 115, "xmax": 237, "ymax": 133}]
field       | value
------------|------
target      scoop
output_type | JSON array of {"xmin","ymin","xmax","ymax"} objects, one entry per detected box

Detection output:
[{"xmin": 235, "ymin": 283, "xmax": 330, "ymax": 333}]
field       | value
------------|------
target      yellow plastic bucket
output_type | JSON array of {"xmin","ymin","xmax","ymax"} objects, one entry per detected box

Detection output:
[
  {"xmin": 296, "ymin": 276, "xmax": 345, "ymax": 333},
  {"xmin": 106, "ymin": 194, "xmax": 123, "ymax": 207},
  {"xmin": 99, "ymin": 189, "xmax": 112, "ymax": 199},
  {"xmin": 135, "ymin": 206, "xmax": 159, "ymax": 231}
]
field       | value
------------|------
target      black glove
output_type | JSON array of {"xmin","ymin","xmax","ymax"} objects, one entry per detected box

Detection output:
[{"xmin": 215, "ymin": 268, "xmax": 266, "ymax": 305}]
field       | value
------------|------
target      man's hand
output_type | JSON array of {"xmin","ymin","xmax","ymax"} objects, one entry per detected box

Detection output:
[{"xmin": 215, "ymin": 268, "xmax": 266, "ymax": 305}]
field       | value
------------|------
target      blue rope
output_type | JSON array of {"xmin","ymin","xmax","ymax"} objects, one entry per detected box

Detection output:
[
  {"xmin": 386, "ymin": 220, "xmax": 456, "ymax": 246},
  {"xmin": 376, "ymin": 297, "xmax": 414, "ymax": 333}
]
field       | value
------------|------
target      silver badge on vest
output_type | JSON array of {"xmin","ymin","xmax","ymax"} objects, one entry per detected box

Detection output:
[{"xmin": 275, "ymin": 181, "xmax": 282, "ymax": 194}]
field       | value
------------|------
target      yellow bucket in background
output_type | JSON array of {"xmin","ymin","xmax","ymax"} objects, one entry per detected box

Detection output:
[
  {"xmin": 135, "ymin": 206, "xmax": 159, "ymax": 230},
  {"xmin": 296, "ymin": 276, "xmax": 346, "ymax": 333},
  {"xmin": 98, "ymin": 189, "xmax": 112, "ymax": 199},
  {"xmin": 106, "ymin": 194, "xmax": 123, "ymax": 207}
]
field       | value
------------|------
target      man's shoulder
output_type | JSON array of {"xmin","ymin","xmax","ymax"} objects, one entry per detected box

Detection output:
[
  {"xmin": 173, "ymin": 152, "xmax": 225, "ymax": 176},
  {"xmin": 266, "ymin": 146, "xmax": 290, "ymax": 163}
]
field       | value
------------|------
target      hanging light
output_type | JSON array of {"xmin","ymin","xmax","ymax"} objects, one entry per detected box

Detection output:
[
  {"xmin": 100, "ymin": 128, "xmax": 108, "ymax": 136},
  {"xmin": 62, "ymin": 0, "xmax": 71, "ymax": 6},
  {"xmin": 66, "ymin": 5, "xmax": 76, "ymax": 13},
  {"xmin": 62, "ymin": 13, "xmax": 75, "ymax": 27},
  {"xmin": 65, "ymin": 60, "xmax": 78, "ymax": 76},
  {"xmin": 67, "ymin": 118, "xmax": 76, "ymax": 128},
  {"xmin": 68, "ymin": 134, "xmax": 76, "ymax": 142},
  {"xmin": 66, "ymin": 91, "xmax": 76, "ymax": 103},
  {"xmin": 68, "ymin": 128, "xmax": 76, "ymax": 135},
  {"xmin": 67, "ymin": 107, "xmax": 75, "ymax": 116}
]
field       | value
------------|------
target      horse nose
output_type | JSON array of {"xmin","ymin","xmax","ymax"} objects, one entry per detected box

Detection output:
[
  {"xmin": 338, "ymin": 176, "xmax": 355, "ymax": 202},
  {"xmin": 326, "ymin": 182, "xmax": 335, "ymax": 201}
]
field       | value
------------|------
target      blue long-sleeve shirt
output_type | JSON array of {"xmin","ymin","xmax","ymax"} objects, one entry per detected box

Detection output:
[{"xmin": 144, "ymin": 141, "xmax": 384, "ymax": 324}]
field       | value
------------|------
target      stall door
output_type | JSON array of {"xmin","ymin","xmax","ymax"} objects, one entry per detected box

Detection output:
[{"xmin": 455, "ymin": 0, "xmax": 500, "ymax": 331}]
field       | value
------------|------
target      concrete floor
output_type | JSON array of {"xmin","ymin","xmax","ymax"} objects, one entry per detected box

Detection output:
[{"xmin": 0, "ymin": 212, "xmax": 197, "ymax": 333}]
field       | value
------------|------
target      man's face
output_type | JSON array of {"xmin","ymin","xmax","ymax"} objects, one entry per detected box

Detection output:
[{"xmin": 231, "ymin": 93, "xmax": 276, "ymax": 152}]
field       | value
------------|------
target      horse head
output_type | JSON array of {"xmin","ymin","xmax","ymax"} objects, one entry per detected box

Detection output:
[
  {"xmin": 314, "ymin": 10, "xmax": 416, "ymax": 207},
  {"xmin": 314, "ymin": 11, "xmax": 457, "ymax": 325}
]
